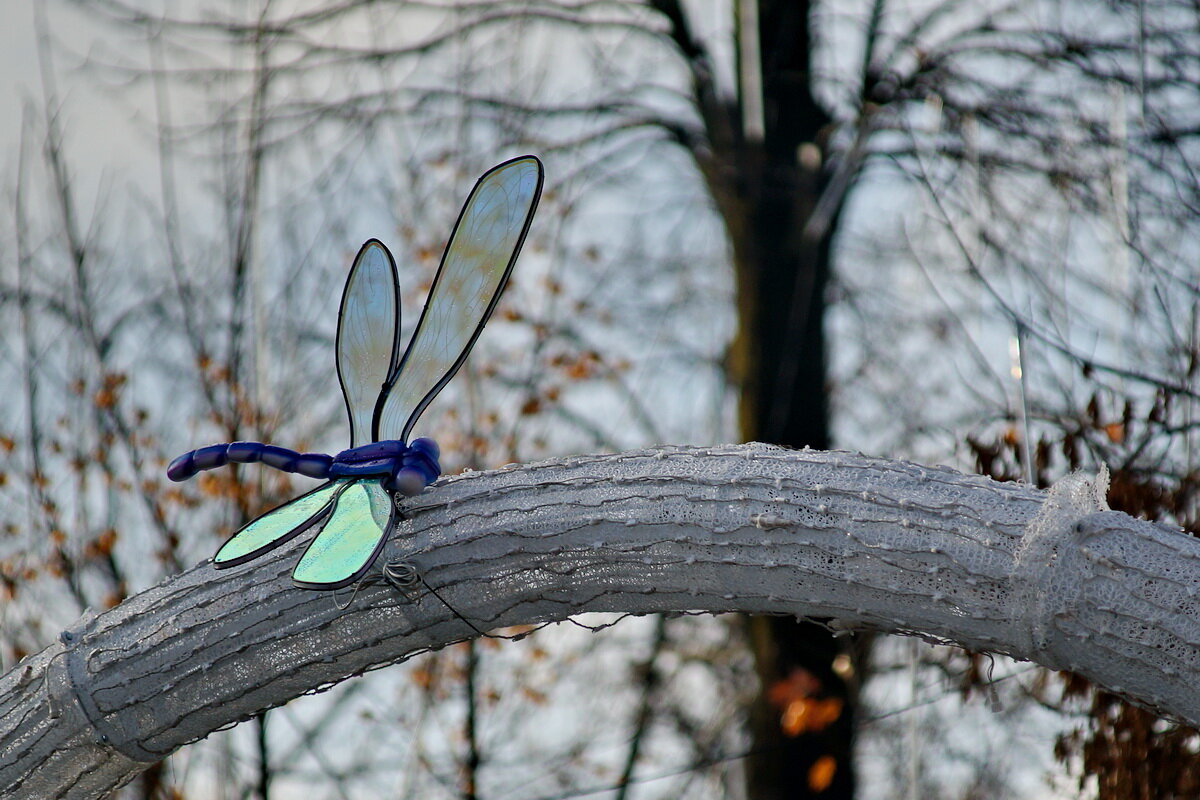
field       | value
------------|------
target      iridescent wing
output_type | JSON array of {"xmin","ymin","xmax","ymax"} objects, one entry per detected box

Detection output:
[
  {"xmin": 338, "ymin": 240, "xmax": 402, "ymax": 448},
  {"xmin": 213, "ymin": 480, "xmax": 346, "ymax": 568},
  {"xmin": 292, "ymin": 478, "xmax": 394, "ymax": 590},
  {"xmin": 374, "ymin": 156, "xmax": 543, "ymax": 442}
]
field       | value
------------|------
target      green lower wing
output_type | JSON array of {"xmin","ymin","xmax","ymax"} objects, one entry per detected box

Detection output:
[
  {"xmin": 291, "ymin": 479, "xmax": 394, "ymax": 590},
  {"xmin": 213, "ymin": 481, "xmax": 345, "ymax": 568}
]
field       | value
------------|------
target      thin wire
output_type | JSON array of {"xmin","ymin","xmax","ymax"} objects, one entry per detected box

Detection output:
[
  {"xmin": 366, "ymin": 555, "xmax": 642, "ymax": 640},
  {"xmin": 1015, "ymin": 322, "xmax": 1034, "ymax": 485},
  {"xmin": 332, "ymin": 575, "xmax": 370, "ymax": 611}
]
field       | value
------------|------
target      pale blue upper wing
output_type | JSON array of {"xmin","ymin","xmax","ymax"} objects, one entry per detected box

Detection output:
[
  {"xmin": 338, "ymin": 240, "xmax": 401, "ymax": 448},
  {"xmin": 291, "ymin": 479, "xmax": 394, "ymax": 589},
  {"xmin": 374, "ymin": 156, "xmax": 543, "ymax": 442},
  {"xmin": 212, "ymin": 480, "xmax": 346, "ymax": 568}
]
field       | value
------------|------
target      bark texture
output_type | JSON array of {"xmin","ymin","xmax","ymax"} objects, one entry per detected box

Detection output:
[{"xmin": 2, "ymin": 443, "xmax": 1197, "ymax": 798}]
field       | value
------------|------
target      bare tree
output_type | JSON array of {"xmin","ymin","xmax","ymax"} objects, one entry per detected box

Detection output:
[
  {"xmin": 5, "ymin": 0, "xmax": 1200, "ymax": 797},
  {"xmin": 4, "ymin": 3, "xmax": 736, "ymax": 796}
]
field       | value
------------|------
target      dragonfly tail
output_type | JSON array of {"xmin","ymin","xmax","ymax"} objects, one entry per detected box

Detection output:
[{"xmin": 167, "ymin": 442, "xmax": 334, "ymax": 482}]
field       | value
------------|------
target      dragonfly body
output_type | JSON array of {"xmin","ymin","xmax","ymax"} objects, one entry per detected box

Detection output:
[
  {"xmin": 167, "ymin": 437, "xmax": 440, "ymax": 494},
  {"xmin": 168, "ymin": 155, "xmax": 543, "ymax": 589}
]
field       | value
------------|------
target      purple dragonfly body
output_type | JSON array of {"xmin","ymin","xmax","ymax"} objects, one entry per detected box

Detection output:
[
  {"xmin": 167, "ymin": 437, "xmax": 441, "ymax": 496},
  {"xmin": 167, "ymin": 155, "xmax": 543, "ymax": 589}
]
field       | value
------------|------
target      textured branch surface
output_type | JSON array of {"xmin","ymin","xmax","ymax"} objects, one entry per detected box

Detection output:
[{"xmin": 2, "ymin": 443, "xmax": 1198, "ymax": 798}]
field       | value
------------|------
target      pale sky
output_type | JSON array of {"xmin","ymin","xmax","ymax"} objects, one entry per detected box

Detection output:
[
  {"xmin": 2, "ymin": 2, "xmax": 159, "ymax": 197},
  {"xmin": 2, "ymin": 3, "xmax": 38, "ymax": 155}
]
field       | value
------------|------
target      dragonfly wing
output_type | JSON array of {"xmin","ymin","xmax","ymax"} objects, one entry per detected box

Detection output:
[
  {"xmin": 338, "ymin": 240, "xmax": 402, "ymax": 448},
  {"xmin": 375, "ymin": 156, "xmax": 543, "ymax": 442},
  {"xmin": 213, "ymin": 481, "xmax": 345, "ymax": 568},
  {"xmin": 291, "ymin": 479, "xmax": 394, "ymax": 590}
]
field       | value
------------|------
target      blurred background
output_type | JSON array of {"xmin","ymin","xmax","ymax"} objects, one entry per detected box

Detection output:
[{"xmin": 1, "ymin": 1, "xmax": 1197, "ymax": 798}]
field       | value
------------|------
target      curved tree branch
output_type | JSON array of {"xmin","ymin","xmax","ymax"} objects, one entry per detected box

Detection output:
[{"xmin": 2, "ymin": 443, "xmax": 1197, "ymax": 798}]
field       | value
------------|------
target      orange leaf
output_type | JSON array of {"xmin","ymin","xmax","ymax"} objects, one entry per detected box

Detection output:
[
  {"xmin": 410, "ymin": 667, "xmax": 436, "ymax": 690},
  {"xmin": 808, "ymin": 755, "xmax": 837, "ymax": 792},
  {"xmin": 781, "ymin": 697, "xmax": 843, "ymax": 736},
  {"xmin": 566, "ymin": 360, "xmax": 593, "ymax": 380},
  {"xmin": 88, "ymin": 529, "xmax": 119, "ymax": 557},
  {"xmin": 521, "ymin": 687, "xmax": 549, "ymax": 705},
  {"xmin": 767, "ymin": 668, "xmax": 821, "ymax": 707}
]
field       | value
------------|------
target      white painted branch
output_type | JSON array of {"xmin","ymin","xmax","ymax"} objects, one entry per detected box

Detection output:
[{"xmin": 2, "ymin": 443, "xmax": 1197, "ymax": 798}]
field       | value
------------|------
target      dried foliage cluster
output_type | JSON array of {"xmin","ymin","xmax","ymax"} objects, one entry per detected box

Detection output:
[{"xmin": 967, "ymin": 386, "xmax": 1200, "ymax": 800}]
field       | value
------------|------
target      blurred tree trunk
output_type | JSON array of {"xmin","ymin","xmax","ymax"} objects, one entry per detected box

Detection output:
[{"xmin": 683, "ymin": 1, "xmax": 857, "ymax": 796}]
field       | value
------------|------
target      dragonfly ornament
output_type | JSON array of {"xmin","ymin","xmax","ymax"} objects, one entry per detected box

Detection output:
[{"xmin": 168, "ymin": 155, "xmax": 543, "ymax": 590}]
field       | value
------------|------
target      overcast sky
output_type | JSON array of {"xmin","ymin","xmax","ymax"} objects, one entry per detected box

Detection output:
[
  {"xmin": 2, "ymin": 3, "xmax": 38, "ymax": 154},
  {"xmin": 2, "ymin": 3, "xmax": 161, "ymax": 200}
]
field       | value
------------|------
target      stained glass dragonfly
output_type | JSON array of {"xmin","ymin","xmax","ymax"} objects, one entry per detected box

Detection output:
[{"xmin": 167, "ymin": 155, "xmax": 543, "ymax": 590}]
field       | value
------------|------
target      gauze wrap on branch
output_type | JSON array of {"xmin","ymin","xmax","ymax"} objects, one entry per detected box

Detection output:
[{"xmin": 2, "ymin": 444, "xmax": 1197, "ymax": 800}]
